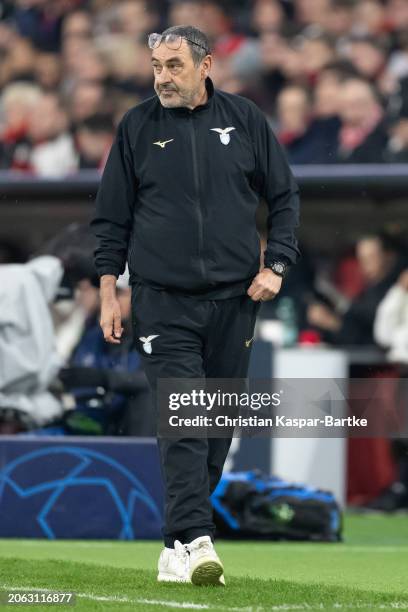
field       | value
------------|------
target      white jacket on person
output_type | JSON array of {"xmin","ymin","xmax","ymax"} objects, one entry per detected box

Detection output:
[
  {"xmin": 0, "ymin": 256, "xmax": 64, "ymax": 425},
  {"xmin": 30, "ymin": 133, "xmax": 78, "ymax": 178},
  {"xmin": 374, "ymin": 284, "xmax": 408, "ymax": 363}
]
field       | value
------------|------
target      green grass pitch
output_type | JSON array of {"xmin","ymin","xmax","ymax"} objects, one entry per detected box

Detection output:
[{"xmin": 0, "ymin": 513, "xmax": 407, "ymax": 611}]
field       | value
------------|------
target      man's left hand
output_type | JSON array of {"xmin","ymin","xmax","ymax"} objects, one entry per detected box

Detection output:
[{"xmin": 247, "ymin": 268, "xmax": 282, "ymax": 302}]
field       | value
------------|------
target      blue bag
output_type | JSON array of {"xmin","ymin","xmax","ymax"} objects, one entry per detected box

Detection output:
[{"xmin": 211, "ymin": 470, "xmax": 342, "ymax": 542}]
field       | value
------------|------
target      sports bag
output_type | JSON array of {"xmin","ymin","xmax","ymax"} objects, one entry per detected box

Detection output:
[{"xmin": 211, "ymin": 470, "xmax": 342, "ymax": 541}]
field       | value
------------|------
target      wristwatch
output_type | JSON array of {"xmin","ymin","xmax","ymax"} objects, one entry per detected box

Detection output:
[{"xmin": 267, "ymin": 260, "xmax": 289, "ymax": 278}]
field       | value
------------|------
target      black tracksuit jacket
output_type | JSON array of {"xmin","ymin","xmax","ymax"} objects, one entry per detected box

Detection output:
[{"xmin": 91, "ymin": 78, "xmax": 300, "ymax": 299}]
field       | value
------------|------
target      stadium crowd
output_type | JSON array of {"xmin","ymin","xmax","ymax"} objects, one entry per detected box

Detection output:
[{"xmin": 1, "ymin": 0, "xmax": 408, "ymax": 174}]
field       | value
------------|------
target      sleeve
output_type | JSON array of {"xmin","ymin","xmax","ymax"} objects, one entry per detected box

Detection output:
[
  {"xmin": 90, "ymin": 114, "xmax": 138, "ymax": 278},
  {"xmin": 250, "ymin": 105, "xmax": 301, "ymax": 267},
  {"xmin": 328, "ymin": 302, "xmax": 373, "ymax": 346},
  {"xmin": 326, "ymin": 290, "xmax": 376, "ymax": 346},
  {"xmin": 374, "ymin": 285, "xmax": 407, "ymax": 348}
]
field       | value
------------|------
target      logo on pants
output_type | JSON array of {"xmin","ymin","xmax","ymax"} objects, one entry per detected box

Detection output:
[{"xmin": 139, "ymin": 335, "xmax": 159, "ymax": 354}]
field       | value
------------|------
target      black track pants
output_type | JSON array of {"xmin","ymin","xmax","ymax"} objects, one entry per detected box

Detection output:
[{"xmin": 131, "ymin": 284, "xmax": 259, "ymax": 547}]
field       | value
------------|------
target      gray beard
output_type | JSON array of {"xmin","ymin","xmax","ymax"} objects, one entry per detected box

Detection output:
[{"xmin": 156, "ymin": 86, "xmax": 200, "ymax": 109}]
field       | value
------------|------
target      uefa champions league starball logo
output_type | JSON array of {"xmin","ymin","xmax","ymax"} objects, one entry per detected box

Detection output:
[{"xmin": 0, "ymin": 446, "xmax": 162, "ymax": 539}]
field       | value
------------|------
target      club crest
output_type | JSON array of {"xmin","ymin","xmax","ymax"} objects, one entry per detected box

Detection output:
[
  {"xmin": 210, "ymin": 127, "xmax": 236, "ymax": 145},
  {"xmin": 139, "ymin": 335, "xmax": 159, "ymax": 354}
]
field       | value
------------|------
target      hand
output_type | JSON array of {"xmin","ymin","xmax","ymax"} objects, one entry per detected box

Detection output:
[
  {"xmin": 247, "ymin": 268, "xmax": 282, "ymax": 302},
  {"xmin": 307, "ymin": 302, "xmax": 341, "ymax": 332},
  {"xmin": 398, "ymin": 270, "xmax": 408, "ymax": 291},
  {"xmin": 100, "ymin": 295, "xmax": 123, "ymax": 344}
]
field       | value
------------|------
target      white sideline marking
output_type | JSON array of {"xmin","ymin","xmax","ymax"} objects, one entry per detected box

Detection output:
[{"xmin": 1, "ymin": 585, "xmax": 408, "ymax": 610}]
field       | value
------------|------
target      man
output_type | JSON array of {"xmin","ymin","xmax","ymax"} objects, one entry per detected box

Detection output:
[
  {"xmin": 335, "ymin": 77, "xmax": 388, "ymax": 163},
  {"xmin": 307, "ymin": 233, "xmax": 404, "ymax": 345},
  {"xmin": 91, "ymin": 25, "xmax": 300, "ymax": 586},
  {"xmin": 276, "ymin": 84, "xmax": 339, "ymax": 164},
  {"xmin": 74, "ymin": 113, "xmax": 115, "ymax": 170}
]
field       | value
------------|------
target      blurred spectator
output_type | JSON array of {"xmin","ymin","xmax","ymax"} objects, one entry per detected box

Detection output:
[
  {"xmin": 308, "ymin": 233, "xmax": 406, "ymax": 345},
  {"xmin": 68, "ymin": 45, "xmax": 108, "ymax": 83},
  {"xmin": 386, "ymin": 0, "xmax": 408, "ymax": 34},
  {"xmin": 295, "ymin": 31, "xmax": 336, "ymax": 86},
  {"xmin": 68, "ymin": 81, "xmax": 107, "ymax": 123},
  {"xmin": 375, "ymin": 269, "xmax": 408, "ymax": 362},
  {"xmin": 336, "ymin": 77, "xmax": 388, "ymax": 163},
  {"xmin": 371, "ymin": 271, "xmax": 408, "ymax": 511},
  {"xmin": 277, "ymin": 84, "xmax": 339, "ymax": 163},
  {"xmin": 168, "ymin": 0, "xmax": 205, "ymax": 29},
  {"xmin": 61, "ymin": 36, "xmax": 93, "ymax": 80},
  {"xmin": 200, "ymin": 0, "xmax": 247, "ymax": 58},
  {"xmin": 34, "ymin": 52, "xmax": 62, "ymax": 89},
  {"xmin": 253, "ymin": 31, "xmax": 290, "ymax": 113},
  {"xmin": 351, "ymin": 0, "xmax": 386, "ymax": 36},
  {"xmin": 62, "ymin": 9, "xmax": 92, "ymax": 41},
  {"xmin": 314, "ymin": 60, "xmax": 358, "ymax": 118},
  {"xmin": 346, "ymin": 36, "xmax": 388, "ymax": 83},
  {"xmin": 277, "ymin": 85, "xmax": 311, "ymax": 137},
  {"xmin": 115, "ymin": 1, "xmax": 160, "ymax": 39},
  {"xmin": 74, "ymin": 113, "xmax": 114, "ymax": 170},
  {"xmin": 0, "ymin": 81, "xmax": 41, "ymax": 170},
  {"xmin": 27, "ymin": 91, "xmax": 77, "ymax": 176},
  {"xmin": 251, "ymin": 0, "xmax": 286, "ymax": 35},
  {"xmin": 0, "ymin": 36, "xmax": 37, "ymax": 86},
  {"xmin": 313, "ymin": 75, "xmax": 340, "ymax": 119},
  {"xmin": 294, "ymin": 0, "xmax": 331, "ymax": 28},
  {"xmin": 386, "ymin": 116, "xmax": 408, "ymax": 162},
  {"xmin": 385, "ymin": 31, "xmax": 408, "ymax": 94},
  {"xmin": 323, "ymin": 0, "xmax": 355, "ymax": 39}
]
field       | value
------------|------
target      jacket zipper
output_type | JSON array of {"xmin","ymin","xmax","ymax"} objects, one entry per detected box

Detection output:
[{"xmin": 189, "ymin": 113, "xmax": 207, "ymax": 282}]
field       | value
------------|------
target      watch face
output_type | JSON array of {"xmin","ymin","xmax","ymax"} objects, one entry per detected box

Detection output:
[{"xmin": 273, "ymin": 262, "xmax": 285, "ymax": 275}]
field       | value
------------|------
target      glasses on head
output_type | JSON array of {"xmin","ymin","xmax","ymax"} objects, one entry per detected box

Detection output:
[{"xmin": 148, "ymin": 32, "xmax": 209, "ymax": 55}]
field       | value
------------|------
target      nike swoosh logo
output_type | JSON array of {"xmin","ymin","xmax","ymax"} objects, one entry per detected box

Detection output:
[{"xmin": 245, "ymin": 337, "xmax": 254, "ymax": 347}]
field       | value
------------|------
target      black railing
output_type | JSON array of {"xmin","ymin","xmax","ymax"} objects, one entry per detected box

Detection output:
[{"xmin": 1, "ymin": 165, "xmax": 408, "ymax": 201}]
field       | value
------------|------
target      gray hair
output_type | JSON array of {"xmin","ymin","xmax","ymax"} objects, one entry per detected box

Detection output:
[{"xmin": 161, "ymin": 25, "xmax": 210, "ymax": 66}]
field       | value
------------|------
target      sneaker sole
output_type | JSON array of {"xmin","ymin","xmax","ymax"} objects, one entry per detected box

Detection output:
[
  {"xmin": 157, "ymin": 573, "xmax": 190, "ymax": 583},
  {"xmin": 190, "ymin": 560, "xmax": 224, "ymax": 586}
]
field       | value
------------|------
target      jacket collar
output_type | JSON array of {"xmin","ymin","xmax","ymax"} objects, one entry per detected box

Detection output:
[{"xmin": 167, "ymin": 77, "xmax": 215, "ymax": 116}]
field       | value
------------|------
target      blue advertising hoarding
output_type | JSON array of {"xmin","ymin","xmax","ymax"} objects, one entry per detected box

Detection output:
[{"xmin": 0, "ymin": 436, "xmax": 164, "ymax": 540}]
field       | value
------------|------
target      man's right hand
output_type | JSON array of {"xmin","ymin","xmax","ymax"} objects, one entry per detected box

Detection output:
[{"xmin": 99, "ymin": 274, "xmax": 123, "ymax": 344}]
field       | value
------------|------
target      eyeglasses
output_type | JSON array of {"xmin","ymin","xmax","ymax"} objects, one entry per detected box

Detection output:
[{"xmin": 148, "ymin": 32, "xmax": 209, "ymax": 55}]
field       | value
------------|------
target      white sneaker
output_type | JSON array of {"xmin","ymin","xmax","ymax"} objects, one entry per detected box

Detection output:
[
  {"xmin": 157, "ymin": 540, "xmax": 190, "ymax": 583},
  {"xmin": 186, "ymin": 536, "xmax": 225, "ymax": 586}
]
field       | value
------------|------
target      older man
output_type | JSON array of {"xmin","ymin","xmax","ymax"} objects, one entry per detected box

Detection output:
[
  {"xmin": 91, "ymin": 25, "xmax": 300, "ymax": 586},
  {"xmin": 336, "ymin": 77, "xmax": 388, "ymax": 163}
]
